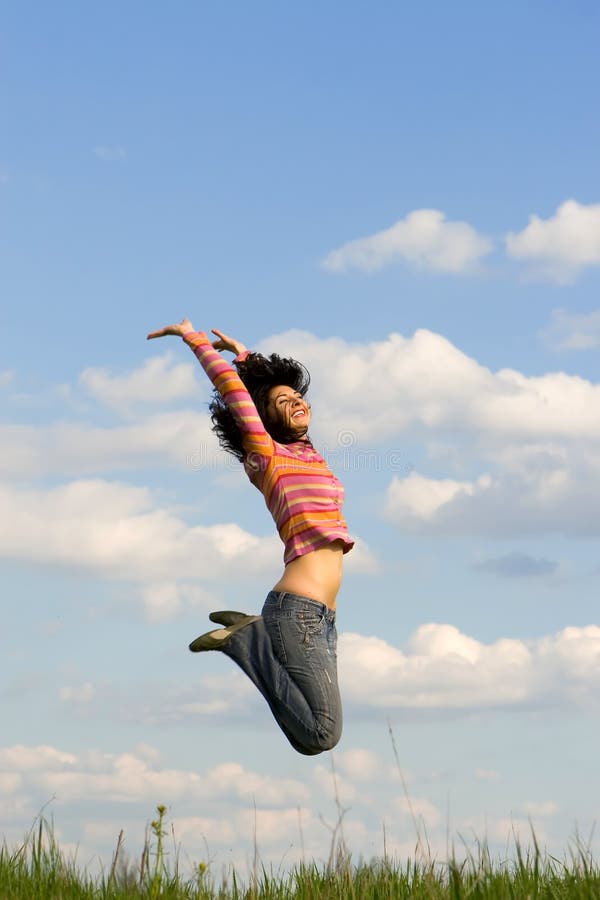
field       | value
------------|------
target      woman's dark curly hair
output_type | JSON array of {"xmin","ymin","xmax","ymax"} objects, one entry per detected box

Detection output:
[{"xmin": 209, "ymin": 352, "xmax": 311, "ymax": 462}]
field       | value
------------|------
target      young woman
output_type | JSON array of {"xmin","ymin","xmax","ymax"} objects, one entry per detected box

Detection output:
[{"xmin": 147, "ymin": 318, "xmax": 354, "ymax": 755}]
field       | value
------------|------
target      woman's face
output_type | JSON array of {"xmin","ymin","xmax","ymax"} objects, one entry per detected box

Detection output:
[{"xmin": 266, "ymin": 384, "xmax": 311, "ymax": 438}]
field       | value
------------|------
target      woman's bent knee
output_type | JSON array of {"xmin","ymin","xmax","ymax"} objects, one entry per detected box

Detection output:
[{"xmin": 293, "ymin": 722, "xmax": 342, "ymax": 756}]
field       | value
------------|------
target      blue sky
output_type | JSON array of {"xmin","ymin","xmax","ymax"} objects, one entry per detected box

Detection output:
[{"xmin": 2, "ymin": 0, "xmax": 600, "ymax": 876}]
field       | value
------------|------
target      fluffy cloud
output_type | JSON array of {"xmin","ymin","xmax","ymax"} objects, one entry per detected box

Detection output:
[
  {"xmin": 79, "ymin": 354, "xmax": 199, "ymax": 413},
  {"xmin": 8, "ymin": 328, "xmax": 600, "ymax": 484},
  {"xmin": 0, "ymin": 736, "xmax": 583, "ymax": 875},
  {"xmin": 322, "ymin": 210, "xmax": 492, "ymax": 274},
  {"xmin": 0, "ymin": 742, "xmax": 328, "ymax": 871},
  {"xmin": 0, "ymin": 476, "xmax": 377, "ymax": 614},
  {"xmin": 0, "ymin": 479, "xmax": 280, "ymax": 591},
  {"xmin": 261, "ymin": 329, "xmax": 600, "ymax": 446},
  {"xmin": 253, "ymin": 328, "xmax": 600, "ymax": 537},
  {"xmin": 341, "ymin": 537, "xmax": 378, "ymax": 574},
  {"xmin": 384, "ymin": 443, "xmax": 600, "ymax": 536},
  {"xmin": 81, "ymin": 621, "xmax": 600, "ymax": 722},
  {"xmin": 339, "ymin": 623, "xmax": 600, "ymax": 712},
  {"xmin": 1, "ymin": 353, "xmax": 224, "ymax": 479},
  {"xmin": 541, "ymin": 308, "xmax": 600, "ymax": 351},
  {"xmin": 395, "ymin": 795, "xmax": 442, "ymax": 829},
  {"xmin": 0, "ymin": 412, "xmax": 225, "ymax": 478},
  {"xmin": 335, "ymin": 748, "xmax": 381, "ymax": 781},
  {"xmin": 506, "ymin": 200, "xmax": 600, "ymax": 282},
  {"xmin": 385, "ymin": 472, "xmax": 492, "ymax": 523},
  {"xmin": 0, "ymin": 744, "xmax": 308, "ymax": 807},
  {"xmin": 7, "ymin": 329, "xmax": 600, "ymax": 543},
  {"xmin": 0, "ymin": 744, "xmax": 78, "ymax": 770},
  {"xmin": 137, "ymin": 581, "xmax": 219, "ymax": 622}
]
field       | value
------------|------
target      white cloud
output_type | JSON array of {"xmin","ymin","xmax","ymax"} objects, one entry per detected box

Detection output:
[
  {"xmin": 209, "ymin": 762, "xmax": 310, "ymax": 805},
  {"xmin": 335, "ymin": 748, "xmax": 381, "ymax": 781},
  {"xmin": 25, "ymin": 748, "xmax": 308, "ymax": 807},
  {"xmin": 0, "ymin": 479, "xmax": 280, "ymax": 595},
  {"xmin": 339, "ymin": 623, "xmax": 600, "ymax": 712},
  {"xmin": 93, "ymin": 619, "xmax": 600, "ymax": 723},
  {"xmin": 506, "ymin": 200, "xmax": 600, "ymax": 282},
  {"xmin": 384, "ymin": 443, "xmax": 600, "ymax": 536},
  {"xmin": 7, "ymin": 329, "xmax": 600, "ymax": 543},
  {"xmin": 138, "ymin": 581, "xmax": 217, "ymax": 622},
  {"xmin": 261, "ymin": 329, "xmax": 600, "ymax": 446},
  {"xmin": 0, "ymin": 744, "xmax": 77, "ymax": 770},
  {"xmin": 79, "ymin": 354, "xmax": 199, "ymax": 414},
  {"xmin": 236, "ymin": 805, "xmax": 314, "ymax": 845},
  {"xmin": 0, "ymin": 773, "xmax": 21, "ymax": 793},
  {"xmin": 385, "ymin": 472, "xmax": 492, "ymax": 522},
  {"xmin": 0, "ymin": 411, "xmax": 226, "ymax": 478},
  {"xmin": 322, "ymin": 210, "xmax": 492, "ymax": 274},
  {"xmin": 0, "ymin": 743, "xmax": 313, "ymax": 865},
  {"xmin": 252, "ymin": 330, "xmax": 600, "ymax": 538},
  {"xmin": 0, "ymin": 370, "xmax": 14, "ymax": 388},
  {"xmin": 541, "ymin": 308, "xmax": 600, "ymax": 351},
  {"xmin": 396, "ymin": 795, "xmax": 442, "ymax": 829},
  {"xmin": 7, "ymin": 327, "xmax": 600, "ymax": 483},
  {"xmin": 164, "ymin": 814, "xmax": 237, "ymax": 846},
  {"xmin": 342, "ymin": 536, "xmax": 379, "ymax": 573},
  {"xmin": 0, "ymin": 737, "xmax": 590, "ymax": 875},
  {"xmin": 313, "ymin": 762, "xmax": 358, "ymax": 804}
]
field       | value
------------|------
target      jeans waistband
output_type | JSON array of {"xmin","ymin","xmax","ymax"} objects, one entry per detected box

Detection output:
[{"xmin": 266, "ymin": 590, "xmax": 335, "ymax": 620}]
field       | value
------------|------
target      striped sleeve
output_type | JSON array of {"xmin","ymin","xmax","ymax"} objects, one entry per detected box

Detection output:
[{"xmin": 182, "ymin": 331, "xmax": 274, "ymax": 458}]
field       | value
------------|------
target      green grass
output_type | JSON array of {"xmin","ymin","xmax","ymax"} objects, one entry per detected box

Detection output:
[{"xmin": 1, "ymin": 807, "xmax": 600, "ymax": 899}]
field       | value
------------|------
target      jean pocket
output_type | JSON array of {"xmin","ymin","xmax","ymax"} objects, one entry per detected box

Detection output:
[{"xmin": 296, "ymin": 611, "xmax": 325, "ymax": 648}]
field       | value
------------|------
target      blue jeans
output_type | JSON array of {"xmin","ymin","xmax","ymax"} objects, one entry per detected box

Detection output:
[{"xmin": 223, "ymin": 591, "xmax": 342, "ymax": 755}]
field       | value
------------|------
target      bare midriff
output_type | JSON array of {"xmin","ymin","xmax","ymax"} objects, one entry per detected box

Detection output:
[{"xmin": 272, "ymin": 540, "xmax": 345, "ymax": 610}]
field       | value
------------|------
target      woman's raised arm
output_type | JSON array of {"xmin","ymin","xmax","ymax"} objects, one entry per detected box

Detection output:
[
  {"xmin": 146, "ymin": 319, "xmax": 272, "ymax": 459},
  {"xmin": 147, "ymin": 321, "xmax": 247, "ymax": 358}
]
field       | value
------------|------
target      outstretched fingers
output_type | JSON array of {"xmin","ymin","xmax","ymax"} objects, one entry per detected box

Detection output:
[
  {"xmin": 210, "ymin": 329, "xmax": 247, "ymax": 356},
  {"xmin": 147, "ymin": 326, "xmax": 174, "ymax": 340},
  {"xmin": 147, "ymin": 318, "xmax": 194, "ymax": 340}
]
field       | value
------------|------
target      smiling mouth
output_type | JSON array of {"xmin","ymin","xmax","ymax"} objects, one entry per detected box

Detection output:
[{"xmin": 292, "ymin": 409, "xmax": 307, "ymax": 419}]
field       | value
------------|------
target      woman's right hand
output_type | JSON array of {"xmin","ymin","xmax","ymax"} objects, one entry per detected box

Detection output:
[
  {"xmin": 147, "ymin": 318, "xmax": 195, "ymax": 340},
  {"xmin": 210, "ymin": 329, "xmax": 248, "ymax": 356}
]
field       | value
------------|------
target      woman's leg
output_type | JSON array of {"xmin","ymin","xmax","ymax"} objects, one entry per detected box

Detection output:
[{"xmin": 222, "ymin": 591, "xmax": 342, "ymax": 755}]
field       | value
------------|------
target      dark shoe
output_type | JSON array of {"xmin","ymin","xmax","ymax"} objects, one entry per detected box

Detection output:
[
  {"xmin": 189, "ymin": 615, "xmax": 261, "ymax": 652},
  {"xmin": 209, "ymin": 610, "xmax": 249, "ymax": 627}
]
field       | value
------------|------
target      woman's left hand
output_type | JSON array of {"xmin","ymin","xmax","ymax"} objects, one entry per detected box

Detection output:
[{"xmin": 147, "ymin": 318, "xmax": 195, "ymax": 340}]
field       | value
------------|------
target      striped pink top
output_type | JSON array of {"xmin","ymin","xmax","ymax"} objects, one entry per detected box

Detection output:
[{"xmin": 183, "ymin": 331, "xmax": 354, "ymax": 564}]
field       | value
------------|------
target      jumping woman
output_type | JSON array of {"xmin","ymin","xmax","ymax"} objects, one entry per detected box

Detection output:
[{"xmin": 147, "ymin": 319, "xmax": 354, "ymax": 755}]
